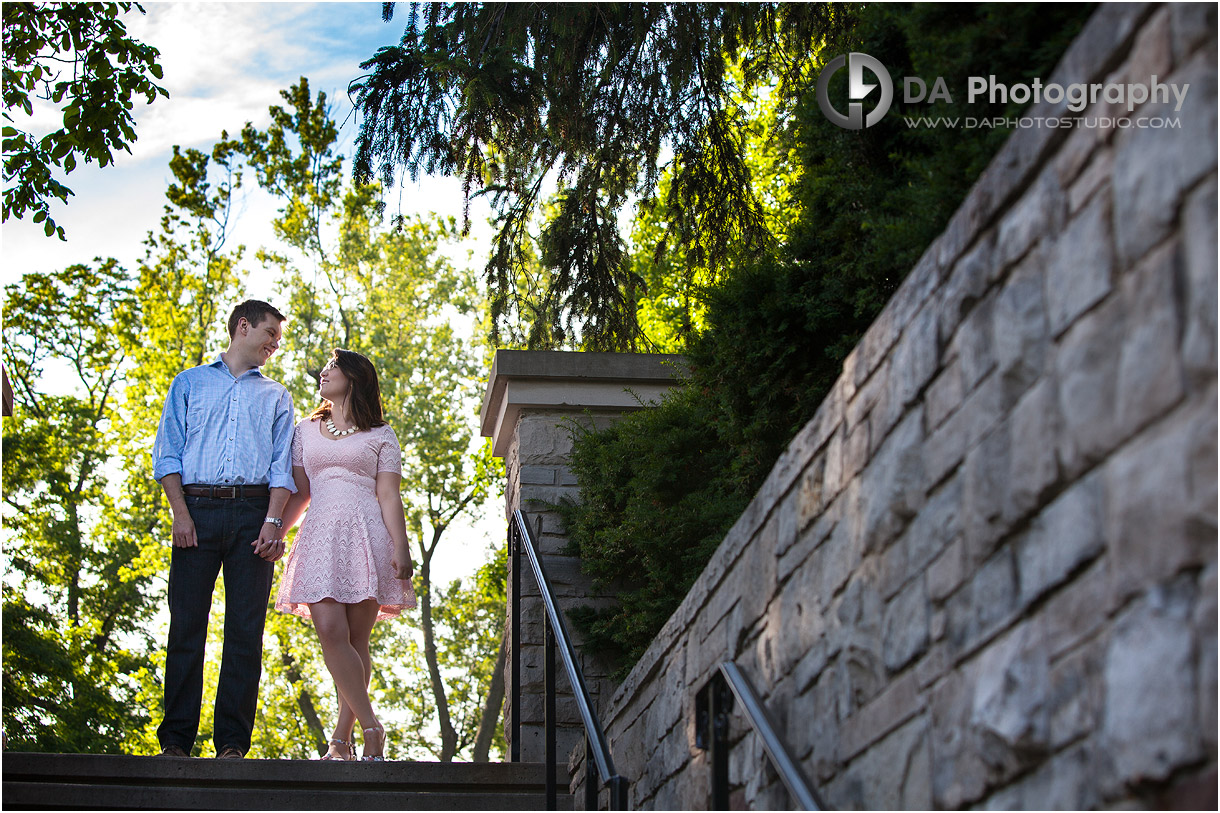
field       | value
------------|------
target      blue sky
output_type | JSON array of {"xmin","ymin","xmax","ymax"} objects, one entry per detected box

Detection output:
[{"xmin": 2, "ymin": 1, "xmax": 489, "ymax": 293}]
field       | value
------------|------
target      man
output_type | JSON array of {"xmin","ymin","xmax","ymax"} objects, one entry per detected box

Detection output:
[{"xmin": 151, "ymin": 300, "xmax": 296, "ymax": 759}]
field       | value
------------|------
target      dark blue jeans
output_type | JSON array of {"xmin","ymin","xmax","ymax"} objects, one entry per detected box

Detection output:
[{"xmin": 158, "ymin": 495, "xmax": 272, "ymax": 754}]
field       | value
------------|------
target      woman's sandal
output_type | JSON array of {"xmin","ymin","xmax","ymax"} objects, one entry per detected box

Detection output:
[
  {"xmin": 319, "ymin": 736, "xmax": 355, "ymax": 761},
  {"xmin": 360, "ymin": 726, "xmax": 387, "ymax": 761}
]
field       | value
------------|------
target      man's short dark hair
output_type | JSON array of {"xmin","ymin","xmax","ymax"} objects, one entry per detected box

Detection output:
[{"xmin": 228, "ymin": 300, "xmax": 286, "ymax": 338}]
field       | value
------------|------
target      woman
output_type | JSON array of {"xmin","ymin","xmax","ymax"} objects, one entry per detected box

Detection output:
[{"xmin": 276, "ymin": 349, "xmax": 416, "ymax": 761}]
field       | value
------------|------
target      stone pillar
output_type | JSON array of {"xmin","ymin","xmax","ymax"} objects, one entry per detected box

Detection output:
[{"xmin": 480, "ymin": 350, "xmax": 685, "ymax": 764}]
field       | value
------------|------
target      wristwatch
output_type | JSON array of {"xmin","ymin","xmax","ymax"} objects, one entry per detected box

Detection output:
[{"xmin": 264, "ymin": 516, "xmax": 284, "ymax": 529}]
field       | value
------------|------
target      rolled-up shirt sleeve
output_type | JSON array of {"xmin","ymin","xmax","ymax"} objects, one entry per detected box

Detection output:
[
  {"xmin": 152, "ymin": 373, "xmax": 189, "ymax": 482},
  {"xmin": 268, "ymin": 388, "xmax": 297, "ymax": 492}
]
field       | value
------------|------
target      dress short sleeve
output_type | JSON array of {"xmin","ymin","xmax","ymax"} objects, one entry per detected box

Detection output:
[
  {"xmin": 377, "ymin": 425, "xmax": 402, "ymax": 474},
  {"xmin": 291, "ymin": 422, "xmax": 305, "ymax": 467}
]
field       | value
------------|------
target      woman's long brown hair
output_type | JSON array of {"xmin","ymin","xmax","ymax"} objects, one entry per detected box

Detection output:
[{"xmin": 308, "ymin": 348, "xmax": 387, "ymax": 429}]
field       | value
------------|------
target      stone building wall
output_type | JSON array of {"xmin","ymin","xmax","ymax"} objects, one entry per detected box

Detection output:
[
  {"xmin": 574, "ymin": 4, "xmax": 1217, "ymax": 808},
  {"xmin": 480, "ymin": 351, "xmax": 685, "ymax": 763}
]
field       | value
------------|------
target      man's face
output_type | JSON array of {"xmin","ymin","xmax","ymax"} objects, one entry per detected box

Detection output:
[{"xmin": 234, "ymin": 315, "xmax": 283, "ymax": 366}]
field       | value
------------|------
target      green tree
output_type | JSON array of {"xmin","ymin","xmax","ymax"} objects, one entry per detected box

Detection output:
[
  {"xmin": 1, "ymin": 129, "xmax": 254, "ymax": 755},
  {"xmin": 2, "ymin": 2, "xmax": 168, "ymax": 239},
  {"xmin": 1, "ymin": 261, "xmax": 157, "ymax": 752},
  {"xmin": 563, "ymin": 2, "xmax": 1095, "ymax": 668},
  {"xmin": 350, "ymin": 2, "xmax": 845, "ymax": 349}
]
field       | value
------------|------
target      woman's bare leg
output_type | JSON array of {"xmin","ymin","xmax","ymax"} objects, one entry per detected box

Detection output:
[
  {"xmin": 344, "ymin": 600, "xmax": 382, "ymax": 757},
  {"xmin": 311, "ymin": 599, "xmax": 380, "ymax": 748}
]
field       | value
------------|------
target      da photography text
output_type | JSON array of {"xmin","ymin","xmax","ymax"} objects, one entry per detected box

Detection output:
[{"xmin": 817, "ymin": 52, "xmax": 1191, "ymax": 131}]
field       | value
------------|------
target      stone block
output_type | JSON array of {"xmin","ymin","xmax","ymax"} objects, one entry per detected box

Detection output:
[
  {"xmin": 925, "ymin": 356, "xmax": 964, "ymax": 433},
  {"xmin": 882, "ymin": 577, "xmax": 930, "ymax": 673},
  {"xmin": 1197, "ymin": 562, "xmax": 1218, "ymax": 756},
  {"xmin": 1068, "ymin": 148, "xmax": 1113, "ymax": 214},
  {"xmin": 1111, "ymin": 50, "xmax": 1218, "ymax": 268},
  {"xmin": 1182, "ymin": 174, "xmax": 1218, "ymax": 383},
  {"xmin": 1117, "ymin": 239, "xmax": 1186, "ymax": 437},
  {"xmin": 1048, "ymin": 635, "xmax": 1104, "ymax": 750},
  {"xmin": 855, "ymin": 408, "xmax": 926, "ymax": 553},
  {"xmin": 778, "ymin": 502, "xmax": 836, "ymax": 585},
  {"xmin": 1035, "ymin": 558, "xmax": 1112, "ymax": 661},
  {"xmin": 969, "ymin": 623, "xmax": 1051, "ymax": 782},
  {"xmin": 1015, "ymin": 470, "xmax": 1104, "ymax": 609},
  {"xmin": 808, "ymin": 508, "xmax": 858, "ymax": 605},
  {"xmin": 953, "ymin": 291, "xmax": 998, "ymax": 392},
  {"xmin": 1045, "ymin": 192, "xmax": 1114, "ymax": 339},
  {"xmin": 961, "ymin": 421, "xmax": 1011, "ymax": 562},
  {"xmin": 737, "ymin": 524, "xmax": 778, "ymax": 645},
  {"xmin": 795, "ymin": 454, "xmax": 828, "ymax": 537},
  {"xmin": 832, "ymin": 575, "xmax": 885, "ymax": 715},
  {"xmin": 946, "ymin": 546, "xmax": 1018, "ymax": 662},
  {"xmin": 1103, "ymin": 578, "xmax": 1202, "ymax": 789},
  {"xmin": 938, "ymin": 231, "xmax": 997, "ymax": 346},
  {"xmin": 842, "ymin": 418, "xmax": 870, "ymax": 481},
  {"xmin": 857, "ymin": 306, "xmax": 900, "ymax": 386},
  {"xmin": 845, "ymin": 359, "xmax": 885, "ymax": 431},
  {"xmin": 905, "ymin": 473, "xmax": 963, "ymax": 579},
  {"xmin": 1172, "ymin": 2, "xmax": 1218, "ymax": 65},
  {"xmin": 894, "ymin": 303, "xmax": 941, "ymax": 409},
  {"xmin": 1005, "ymin": 379, "xmax": 1062, "ymax": 525},
  {"xmin": 1054, "ymin": 297, "xmax": 1125, "ymax": 478},
  {"xmin": 1118, "ymin": 6, "xmax": 1174, "ymax": 95},
  {"xmin": 516, "ymin": 414, "xmax": 576, "ymax": 465},
  {"xmin": 980, "ymin": 743, "xmax": 1100, "ymax": 811},
  {"xmin": 927, "ymin": 536, "xmax": 966, "ymax": 603},
  {"xmin": 930, "ymin": 670, "xmax": 989, "ymax": 808},
  {"xmin": 519, "ymin": 465, "xmax": 557, "ymax": 485},
  {"xmin": 835, "ymin": 716, "xmax": 930, "ymax": 810},
  {"xmin": 993, "ymin": 247, "xmax": 1050, "ymax": 405},
  {"xmin": 997, "ymin": 173, "xmax": 1065, "ymax": 271},
  {"xmin": 1105, "ymin": 413, "xmax": 1209, "ymax": 602},
  {"xmin": 838, "ymin": 670, "xmax": 922, "ymax": 761}
]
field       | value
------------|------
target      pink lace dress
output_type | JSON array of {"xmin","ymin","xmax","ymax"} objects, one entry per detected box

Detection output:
[{"xmin": 275, "ymin": 419, "xmax": 416, "ymax": 620}]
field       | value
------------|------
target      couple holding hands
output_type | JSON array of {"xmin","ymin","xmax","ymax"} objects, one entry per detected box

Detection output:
[{"xmin": 151, "ymin": 299, "xmax": 414, "ymax": 762}]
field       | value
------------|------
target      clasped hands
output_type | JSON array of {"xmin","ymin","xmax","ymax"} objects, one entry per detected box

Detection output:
[{"xmin": 252, "ymin": 523, "xmax": 287, "ymax": 562}]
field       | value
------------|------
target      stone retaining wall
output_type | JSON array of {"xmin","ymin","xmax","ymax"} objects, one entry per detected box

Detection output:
[{"xmin": 574, "ymin": 4, "xmax": 1217, "ymax": 808}]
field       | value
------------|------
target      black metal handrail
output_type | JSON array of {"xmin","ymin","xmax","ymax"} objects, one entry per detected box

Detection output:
[
  {"xmin": 508, "ymin": 509, "xmax": 628, "ymax": 810},
  {"xmin": 696, "ymin": 662, "xmax": 825, "ymax": 811}
]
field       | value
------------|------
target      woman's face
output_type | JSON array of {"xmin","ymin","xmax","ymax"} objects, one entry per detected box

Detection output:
[{"xmin": 318, "ymin": 358, "xmax": 350, "ymax": 403}]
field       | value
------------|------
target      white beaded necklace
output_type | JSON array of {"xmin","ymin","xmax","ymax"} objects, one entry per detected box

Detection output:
[{"xmin": 325, "ymin": 416, "xmax": 359, "ymax": 437}]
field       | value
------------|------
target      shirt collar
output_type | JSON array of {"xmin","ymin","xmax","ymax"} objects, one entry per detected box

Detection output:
[{"xmin": 211, "ymin": 353, "xmax": 265, "ymax": 379}]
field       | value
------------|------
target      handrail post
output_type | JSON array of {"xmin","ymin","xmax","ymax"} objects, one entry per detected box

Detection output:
[
  {"xmin": 585, "ymin": 736, "xmax": 598, "ymax": 810},
  {"xmin": 510, "ymin": 522, "xmax": 521, "ymax": 762},
  {"xmin": 509, "ymin": 510, "xmax": 628, "ymax": 810},
  {"xmin": 609, "ymin": 775, "xmax": 628, "ymax": 810},
  {"xmin": 710, "ymin": 673, "xmax": 733, "ymax": 810},
  {"xmin": 545, "ymin": 617, "xmax": 557, "ymax": 810}
]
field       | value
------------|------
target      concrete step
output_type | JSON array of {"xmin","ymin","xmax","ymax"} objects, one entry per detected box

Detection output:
[{"xmin": 2, "ymin": 752, "xmax": 573, "ymax": 810}]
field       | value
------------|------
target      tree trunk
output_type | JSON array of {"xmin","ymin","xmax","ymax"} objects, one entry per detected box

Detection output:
[
  {"xmin": 419, "ymin": 553, "xmax": 459, "ymax": 761},
  {"xmin": 472, "ymin": 630, "xmax": 507, "ymax": 762},
  {"xmin": 280, "ymin": 641, "xmax": 327, "ymax": 755}
]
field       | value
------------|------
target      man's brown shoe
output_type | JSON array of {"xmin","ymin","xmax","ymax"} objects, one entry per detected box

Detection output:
[
  {"xmin": 158, "ymin": 745, "xmax": 189, "ymax": 757},
  {"xmin": 215, "ymin": 745, "xmax": 245, "ymax": 759}
]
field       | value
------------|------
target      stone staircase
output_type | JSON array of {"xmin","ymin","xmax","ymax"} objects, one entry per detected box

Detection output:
[{"xmin": 2, "ymin": 752, "xmax": 572, "ymax": 810}]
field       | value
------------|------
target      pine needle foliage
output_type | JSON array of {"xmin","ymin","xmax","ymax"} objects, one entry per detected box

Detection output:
[
  {"xmin": 349, "ymin": 2, "xmax": 847, "ymax": 350},
  {"xmin": 561, "ymin": 2, "xmax": 1095, "ymax": 669}
]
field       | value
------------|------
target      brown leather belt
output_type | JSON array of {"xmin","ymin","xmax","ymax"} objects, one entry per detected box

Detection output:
[{"xmin": 182, "ymin": 484, "xmax": 270, "ymax": 499}]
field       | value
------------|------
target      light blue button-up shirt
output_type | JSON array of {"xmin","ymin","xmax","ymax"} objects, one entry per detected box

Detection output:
[{"xmin": 152, "ymin": 355, "xmax": 296, "ymax": 491}]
